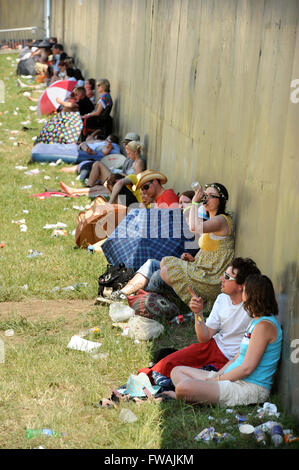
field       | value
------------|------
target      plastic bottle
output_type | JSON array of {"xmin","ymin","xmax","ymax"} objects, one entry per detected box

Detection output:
[
  {"xmin": 254, "ymin": 427, "xmax": 267, "ymax": 446},
  {"xmin": 270, "ymin": 422, "xmax": 284, "ymax": 447},
  {"xmin": 108, "ymin": 303, "xmax": 135, "ymax": 322},
  {"xmin": 191, "ymin": 181, "xmax": 202, "ymax": 191},
  {"xmin": 26, "ymin": 428, "xmax": 63, "ymax": 439},
  {"xmin": 78, "ymin": 326, "xmax": 101, "ymax": 337}
]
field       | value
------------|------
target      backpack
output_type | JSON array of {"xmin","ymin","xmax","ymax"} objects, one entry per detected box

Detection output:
[
  {"xmin": 127, "ymin": 289, "xmax": 180, "ymax": 320},
  {"xmin": 98, "ymin": 263, "xmax": 135, "ymax": 296},
  {"xmin": 75, "ymin": 196, "xmax": 127, "ymax": 248}
]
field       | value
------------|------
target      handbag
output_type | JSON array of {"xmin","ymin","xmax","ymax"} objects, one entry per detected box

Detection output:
[
  {"xmin": 97, "ymin": 263, "xmax": 135, "ymax": 296},
  {"xmin": 127, "ymin": 289, "xmax": 180, "ymax": 320}
]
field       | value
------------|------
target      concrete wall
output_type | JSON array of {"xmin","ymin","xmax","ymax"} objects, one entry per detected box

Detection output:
[{"xmin": 32, "ymin": 0, "xmax": 299, "ymax": 419}]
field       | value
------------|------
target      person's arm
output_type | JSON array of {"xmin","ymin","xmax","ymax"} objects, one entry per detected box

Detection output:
[
  {"xmin": 56, "ymin": 97, "xmax": 73, "ymax": 108},
  {"xmin": 100, "ymin": 142, "xmax": 113, "ymax": 156},
  {"xmin": 82, "ymin": 100, "xmax": 103, "ymax": 119},
  {"xmin": 188, "ymin": 288, "xmax": 218, "ymax": 343},
  {"xmin": 133, "ymin": 158, "xmax": 145, "ymax": 174},
  {"xmin": 216, "ymin": 321, "xmax": 276, "ymax": 382},
  {"xmin": 188, "ymin": 188, "xmax": 229, "ymax": 235},
  {"xmin": 109, "ymin": 178, "xmax": 132, "ymax": 204}
]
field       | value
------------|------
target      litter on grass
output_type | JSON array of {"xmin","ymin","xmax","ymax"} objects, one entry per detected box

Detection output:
[{"xmin": 67, "ymin": 335, "xmax": 102, "ymax": 353}]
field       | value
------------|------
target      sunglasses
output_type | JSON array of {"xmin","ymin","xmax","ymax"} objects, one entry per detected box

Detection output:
[
  {"xmin": 204, "ymin": 193, "xmax": 221, "ymax": 199},
  {"xmin": 140, "ymin": 181, "xmax": 153, "ymax": 191},
  {"xmin": 223, "ymin": 272, "xmax": 236, "ymax": 281}
]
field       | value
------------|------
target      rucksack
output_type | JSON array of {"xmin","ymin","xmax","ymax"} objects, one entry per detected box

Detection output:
[
  {"xmin": 127, "ymin": 289, "xmax": 180, "ymax": 320},
  {"xmin": 98, "ymin": 263, "xmax": 135, "ymax": 296}
]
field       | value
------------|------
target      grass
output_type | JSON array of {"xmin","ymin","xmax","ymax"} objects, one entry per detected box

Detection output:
[{"xmin": 0, "ymin": 51, "xmax": 298, "ymax": 451}]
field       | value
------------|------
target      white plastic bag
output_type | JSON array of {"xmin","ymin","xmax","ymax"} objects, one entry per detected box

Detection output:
[
  {"xmin": 109, "ymin": 303, "xmax": 135, "ymax": 322},
  {"xmin": 127, "ymin": 315, "xmax": 164, "ymax": 341}
]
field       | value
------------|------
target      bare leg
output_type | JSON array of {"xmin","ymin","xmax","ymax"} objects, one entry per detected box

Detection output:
[
  {"xmin": 160, "ymin": 259, "xmax": 173, "ymax": 287},
  {"xmin": 168, "ymin": 366, "xmax": 220, "ymax": 404},
  {"xmin": 59, "ymin": 181, "xmax": 107, "ymax": 197},
  {"xmin": 60, "ymin": 165, "xmax": 79, "ymax": 174},
  {"xmin": 87, "ymin": 161, "xmax": 111, "ymax": 187},
  {"xmin": 120, "ymin": 273, "xmax": 149, "ymax": 295}
]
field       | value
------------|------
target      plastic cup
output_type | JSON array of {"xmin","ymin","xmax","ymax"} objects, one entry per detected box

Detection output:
[{"xmin": 239, "ymin": 424, "xmax": 255, "ymax": 439}]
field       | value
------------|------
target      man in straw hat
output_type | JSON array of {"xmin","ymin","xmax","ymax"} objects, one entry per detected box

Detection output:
[{"xmin": 133, "ymin": 170, "xmax": 179, "ymax": 208}]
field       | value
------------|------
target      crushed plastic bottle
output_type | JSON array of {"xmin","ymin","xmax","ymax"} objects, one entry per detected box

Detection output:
[
  {"xmin": 51, "ymin": 229, "xmax": 67, "ymax": 237},
  {"xmin": 78, "ymin": 326, "xmax": 101, "ymax": 338},
  {"xmin": 254, "ymin": 426, "xmax": 267, "ymax": 446},
  {"xmin": 109, "ymin": 303, "xmax": 135, "ymax": 322},
  {"xmin": 26, "ymin": 428, "xmax": 64, "ymax": 439},
  {"xmin": 28, "ymin": 250, "xmax": 43, "ymax": 258},
  {"xmin": 118, "ymin": 408, "xmax": 138, "ymax": 424}
]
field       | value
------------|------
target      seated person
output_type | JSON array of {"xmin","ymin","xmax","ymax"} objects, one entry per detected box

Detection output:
[
  {"xmin": 105, "ymin": 173, "xmax": 138, "ymax": 207},
  {"xmin": 84, "ymin": 78, "xmax": 96, "ymax": 104},
  {"xmin": 133, "ymin": 170, "xmax": 179, "ymax": 208},
  {"xmin": 59, "ymin": 141, "xmax": 145, "ymax": 198},
  {"xmin": 152, "ymin": 183, "xmax": 234, "ymax": 312},
  {"xmin": 164, "ymin": 273, "xmax": 282, "ymax": 407},
  {"xmin": 82, "ymin": 78, "xmax": 113, "ymax": 138},
  {"xmin": 137, "ymin": 258, "xmax": 261, "ymax": 384},
  {"xmin": 56, "ymin": 86, "xmax": 94, "ymax": 116}
]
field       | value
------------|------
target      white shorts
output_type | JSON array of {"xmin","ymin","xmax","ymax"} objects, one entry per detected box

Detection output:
[{"xmin": 208, "ymin": 371, "xmax": 270, "ymax": 407}]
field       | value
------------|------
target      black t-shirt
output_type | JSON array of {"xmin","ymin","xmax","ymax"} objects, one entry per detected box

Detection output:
[{"xmin": 78, "ymin": 96, "xmax": 94, "ymax": 116}]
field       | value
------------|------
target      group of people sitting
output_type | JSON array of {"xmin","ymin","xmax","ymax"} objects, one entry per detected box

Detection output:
[
  {"xmin": 19, "ymin": 39, "xmax": 282, "ymax": 410},
  {"xmin": 61, "ymin": 155, "xmax": 282, "ymax": 409}
]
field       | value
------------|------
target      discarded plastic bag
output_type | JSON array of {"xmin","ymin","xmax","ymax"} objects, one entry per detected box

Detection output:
[
  {"xmin": 108, "ymin": 303, "xmax": 135, "ymax": 322},
  {"xmin": 127, "ymin": 315, "xmax": 164, "ymax": 341},
  {"xmin": 118, "ymin": 408, "xmax": 138, "ymax": 424}
]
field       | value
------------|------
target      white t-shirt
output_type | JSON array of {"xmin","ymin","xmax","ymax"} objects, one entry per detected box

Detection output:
[{"xmin": 205, "ymin": 293, "xmax": 251, "ymax": 360}]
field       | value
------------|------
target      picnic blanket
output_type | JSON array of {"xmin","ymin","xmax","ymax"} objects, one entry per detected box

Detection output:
[{"xmin": 101, "ymin": 208, "xmax": 199, "ymax": 271}]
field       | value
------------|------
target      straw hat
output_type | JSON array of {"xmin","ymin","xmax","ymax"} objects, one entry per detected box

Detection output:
[{"xmin": 133, "ymin": 170, "xmax": 168, "ymax": 191}]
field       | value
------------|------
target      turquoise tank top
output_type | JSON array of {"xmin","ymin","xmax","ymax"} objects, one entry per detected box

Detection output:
[{"xmin": 225, "ymin": 316, "xmax": 282, "ymax": 390}]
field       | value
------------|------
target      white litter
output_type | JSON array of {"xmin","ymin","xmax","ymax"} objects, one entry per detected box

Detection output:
[
  {"xmin": 67, "ymin": 335, "xmax": 102, "ymax": 353},
  {"xmin": 29, "ymin": 106, "xmax": 37, "ymax": 111},
  {"xmin": 15, "ymin": 165, "xmax": 28, "ymax": 170},
  {"xmin": 43, "ymin": 222, "xmax": 67, "ymax": 229},
  {"xmin": 24, "ymin": 169, "xmax": 40, "ymax": 175}
]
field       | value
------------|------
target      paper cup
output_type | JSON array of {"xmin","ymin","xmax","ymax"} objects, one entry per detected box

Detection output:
[{"xmin": 239, "ymin": 424, "xmax": 255, "ymax": 439}]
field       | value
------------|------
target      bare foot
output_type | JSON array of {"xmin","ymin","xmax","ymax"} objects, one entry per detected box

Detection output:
[
  {"xmin": 59, "ymin": 181, "xmax": 76, "ymax": 196},
  {"xmin": 60, "ymin": 166, "xmax": 78, "ymax": 173}
]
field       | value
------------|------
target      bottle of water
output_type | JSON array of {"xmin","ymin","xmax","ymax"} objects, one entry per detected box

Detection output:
[
  {"xmin": 270, "ymin": 422, "xmax": 284, "ymax": 447},
  {"xmin": 191, "ymin": 181, "xmax": 202, "ymax": 191},
  {"xmin": 254, "ymin": 426, "xmax": 267, "ymax": 446}
]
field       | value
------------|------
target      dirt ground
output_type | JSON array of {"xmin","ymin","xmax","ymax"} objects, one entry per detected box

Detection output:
[{"xmin": 0, "ymin": 299, "xmax": 98, "ymax": 322}]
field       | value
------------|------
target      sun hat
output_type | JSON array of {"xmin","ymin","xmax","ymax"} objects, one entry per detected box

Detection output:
[
  {"xmin": 122, "ymin": 132, "xmax": 140, "ymax": 143},
  {"xmin": 118, "ymin": 372, "xmax": 160, "ymax": 398},
  {"xmin": 133, "ymin": 170, "xmax": 168, "ymax": 191},
  {"xmin": 38, "ymin": 40, "xmax": 52, "ymax": 48}
]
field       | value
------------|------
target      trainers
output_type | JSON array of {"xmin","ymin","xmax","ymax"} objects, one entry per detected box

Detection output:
[
  {"xmin": 110, "ymin": 290, "xmax": 127, "ymax": 302},
  {"xmin": 95, "ymin": 296, "xmax": 114, "ymax": 306}
]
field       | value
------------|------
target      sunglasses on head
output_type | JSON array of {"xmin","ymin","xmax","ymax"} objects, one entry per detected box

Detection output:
[
  {"xmin": 140, "ymin": 181, "xmax": 154, "ymax": 191},
  {"xmin": 223, "ymin": 271, "xmax": 236, "ymax": 281}
]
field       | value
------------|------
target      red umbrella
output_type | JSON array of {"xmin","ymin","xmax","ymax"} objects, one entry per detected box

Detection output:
[{"xmin": 37, "ymin": 80, "xmax": 77, "ymax": 116}]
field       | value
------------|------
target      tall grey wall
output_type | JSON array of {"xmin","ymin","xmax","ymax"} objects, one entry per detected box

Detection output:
[{"xmin": 8, "ymin": 0, "xmax": 299, "ymax": 419}]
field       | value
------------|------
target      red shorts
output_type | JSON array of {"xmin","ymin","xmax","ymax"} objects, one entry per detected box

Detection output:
[{"xmin": 138, "ymin": 339, "xmax": 228, "ymax": 380}]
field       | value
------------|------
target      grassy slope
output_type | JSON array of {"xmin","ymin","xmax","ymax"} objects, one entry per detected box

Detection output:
[{"xmin": 0, "ymin": 52, "xmax": 298, "ymax": 450}]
